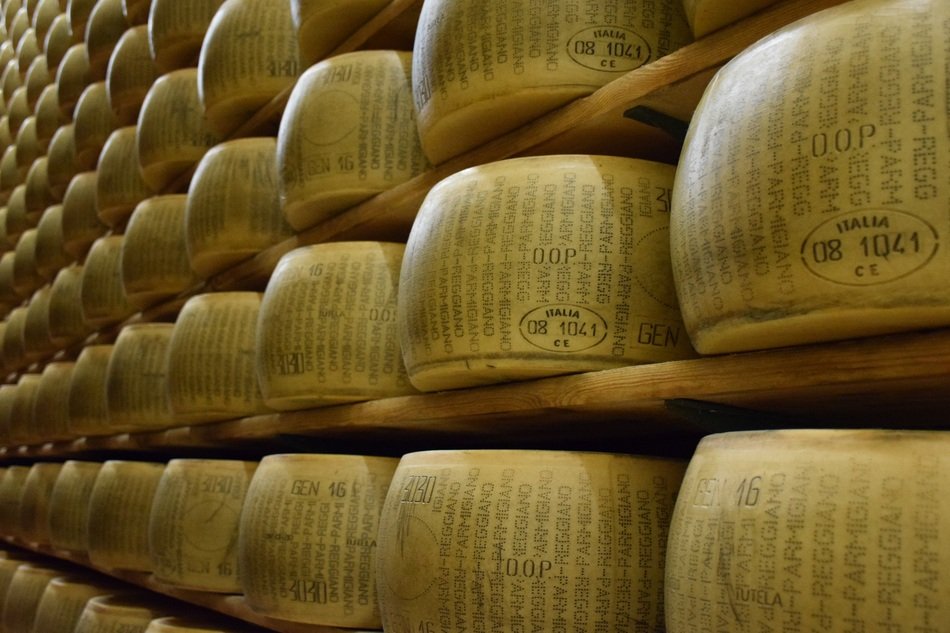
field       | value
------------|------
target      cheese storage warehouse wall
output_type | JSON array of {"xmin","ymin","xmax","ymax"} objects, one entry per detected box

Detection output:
[{"xmin": 0, "ymin": 0, "xmax": 946, "ymax": 632}]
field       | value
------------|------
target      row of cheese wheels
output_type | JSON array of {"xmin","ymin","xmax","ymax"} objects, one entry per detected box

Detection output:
[
  {"xmin": 0, "ymin": 552, "xmax": 274, "ymax": 632},
  {"xmin": 1, "ymin": 429, "xmax": 946, "ymax": 631}
]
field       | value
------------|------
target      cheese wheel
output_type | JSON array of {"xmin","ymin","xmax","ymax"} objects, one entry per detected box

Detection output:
[
  {"xmin": 0, "ymin": 44, "xmax": 13, "ymax": 82},
  {"xmin": 185, "ymin": 137, "xmax": 293, "ymax": 279},
  {"xmin": 399, "ymin": 154, "xmax": 694, "ymax": 392},
  {"xmin": 8, "ymin": 373, "xmax": 41, "ymax": 446},
  {"xmin": 412, "ymin": 0, "xmax": 692, "ymax": 164},
  {"xmin": 0, "ymin": 208, "xmax": 10, "ymax": 250},
  {"xmin": 0, "ymin": 306, "xmax": 28, "ymax": 372},
  {"xmin": 15, "ymin": 27, "xmax": 40, "ymax": 74},
  {"xmin": 47, "ymin": 124, "xmax": 79, "ymax": 199},
  {"xmin": 666, "ymin": 429, "xmax": 950, "ymax": 633},
  {"xmin": 14, "ymin": 115, "xmax": 38, "ymax": 172},
  {"xmin": 17, "ymin": 461, "xmax": 62, "ymax": 543},
  {"xmin": 290, "ymin": 0, "xmax": 388, "ymax": 67},
  {"xmin": 85, "ymin": 0, "xmax": 127, "ymax": 80},
  {"xmin": 55, "ymin": 43, "xmax": 89, "ymax": 114},
  {"xmin": 277, "ymin": 50, "xmax": 429, "ymax": 231},
  {"xmin": 43, "ymin": 13, "xmax": 71, "ymax": 70},
  {"xmin": 87, "ymin": 460, "xmax": 165, "ymax": 571},
  {"xmin": 671, "ymin": 0, "xmax": 950, "ymax": 354},
  {"xmin": 0, "ymin": 147, "xmax": 19, "ymax": 204},
  {"xmin": 32, "ymin": 361, "xmax": 74, "ymax": 442},
  {"xmin": 0, "ymin": 253, "xmax": 22, "ymax": 307},
  {"xmin": 0, "ymin": 115, "xmax": 11, "ymax": 155},
  {"xmin": 24, "ymin": 156, "xmax": 55, "ymax": 220},
  {"xmin": 0, "ymin": 385, "xmax": 17, "ymax": 444},
  {"xmin": 74, "ymin": 81, "xmax": 118, "ymax": 169},
  {"xmin": 8, "ymin": 7, "xmax": 28, "ymax": 46},
  {"xmin": 238, "ymin": 453, "xmax": 398, "ymax": 626},
  {"xmin": 0, "ymin": 557, "xmax": 39, "ymax": 610},
  {"xmin": 7, "ymin": 85, "xmax": 28, "ymax": 133},
  {"xmin": 13, "ymin": 227, "xmax": 43, "ymax": 298},
  {"xmin": 62, "ymin": 171, "xmax": 107, "ymax": 259},
  {"xmin": 167, "ymin": 292, "xmax": 270, "ymax": 423},
  {"xmin": 257, "ymin": 242, "xmax": 417, "ymax": 409},
  {"xmin": 149, "ymin": 458, "xmax": 257, "ymax": 592},
  {"xmin": 34, "ymin": 83, "xmax": 64, "ymax": 147},
  {"xmin": 68, "ymin": 0, "xmax": 96, "ymax": 42},
  {"xmin": 144, "ymin": 617, "xmax": 266, "ymax": 633},
  {"xmin": 197, "ymin": 0, "xmax": 299, "ymax": 137},
  {"xmin": 0, "ymin": 466, "xmax": 29, "ymax": 534},
  {"xmin": 23, "ymin": 52, "xmax": 48, "ymax": 107},
  {"xmin": 105, "ymin": 323, "xmax": 175, "ymax": 431},
  {"xmin": 49, "ymin": 263, "xmax": 92, "ymax": 343},
  {"xmin": 5, "ymin": 0, "xmax": 25, "ymax": 29},
  {"xmin": 48, "ymin": 460, "xmax": 102, "ymax": 552},
  {"xmin": 376, "ymin": 449, "xmax": 686, "ymax": 633},
  {"xmin": 7, "ymin": 186, "xmax": 29, "ymax": 242},
  {"xmin": 81, "ymin": 235, "xmax": 135, "ymax": 327},
  {"xmin": 146, "ymin": 0, "xmax": 224, "ymax": 73},
  {"xmin": 2, "ymin": 564, "xmax": 66, "ymax": 632},
  {"xmin": 96, "ymin": 126, "xmax": 152, "ymax": 227},
  {"xmin": 136, "ymin": 68, "xmax": 222, "ymax": 191},
  {"xmin": 32, "ymin": 576, "xmax": 121, "ymax": 633},
  {"xmin": 120, "ymin": 0, "xmax": 148, "ymax": 25},
  {"xmin": 106, "ymin": 25, "xmax": 156, "ymax": 123},
  {"xmin": 31, "ymin": 0, "xmax": 60, "ymax": 45},
  {"xmin": 67, "ymin": 344, "xmax": 112, "ymax": 436},
  {"xmin": 35, "ymin": 204, "xmax": 68, "ymax": 278},
  {"xmin": 121, "ymin": 194, "xmax": 197, "ymax": 309},
  {"xmin": 23, "ymin": 283, "xmax": 54, "ymax": 357},
  {"xmin": 75, "ymin": 594, "xmax": 170, "ymax": 633},
  {"xmin": 1, "ymin": 58, "xmax": 22, "ymax": 103}
]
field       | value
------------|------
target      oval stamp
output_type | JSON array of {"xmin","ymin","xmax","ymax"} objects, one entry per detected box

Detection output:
[
  {"xmin": 519, "ymin": 304, "xmax": 608, "ymax": 353},
  {"xmin": 567, "ymin": 26, "xmax": 651, "ymax": 73}
]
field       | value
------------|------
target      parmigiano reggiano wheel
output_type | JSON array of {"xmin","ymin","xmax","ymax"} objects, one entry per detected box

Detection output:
[
  {"xmin": 31, "ymin": 0, "xmax": 60, "ymax": 45},
  {"xmin": 399, "ymin": 154, "xmax": 695, "ymax": 392},
  {"xmin": 0, "ymin": 306, "xmax": 28, "ymax": 372},
  {"xmin": 34, "ymin": 204, "xmax": 67, "ymax": 278},
  {"xmin": 96, "ymin": 126, "xmax": 152, "ymax": 227},
  {"xmin": 32, "ymin": 361, "xmax": 74, "ymax": 441},
  {"xmin": 1, "ymin": 58, "xmax": 22, "ymax": 103},
  {"xmin": 48, "ymin": 460, "xmax": 102, "ymax": 553},
  {"xmin": 0, "ymin": 115, "xmax": 11, "ymax": 152},
  {"xmin": 0, "ymin": 146, "xmax": 19, "ymax": 204},
  {"xmin": 257, "ymin": 242, "xmax": 417, "ymax": 410},
  {"xmin": 239, "ymin": 453, "xmax": 398, "ymax": 627},
  {"xmin": 13, "ymin": 227, "xmax": 42, "ymax": 298},
  {"xmin": 106, "ymin": 25, "xmax": 155, "ymax": 123},
  {"xmin": 55, "ymin": 42, "xmax": 89, "ymax": 114},
  {"xmin": 74, "ymin": 80, "xmax": 117, "ymax": 169},
  {"xmin": 167, "ymin": 292, "xmax": 270, "ymax": 424},
  {"xmin": 0, "ymin": 385, "xmax": 17, "ymax": 444},
  {"xmin": 6, "ymin": 186, "xmax": 29, "ymax": 242},
  {"xmin": 85, "ymin": 0, "xmax": 126, "ymax": 80},
  {"xmin": 149, "ymin": 458, "xmax": 257, "ymax": 593},
  {"xmin": 17, "ymin": 461, "xmax": 62, "ymax": 544},
  {"xmin": 671, "ymin": 0, "xmax": 950, "ymax": 353},
  {"xmin": 80, "ymin": 235, "xmax": 135, "ymax": 327},
  {"xmin": 6, "ymin": 85, "xmax": 28, "ymax": 133},
  {"xmin": 24, "ymin": 156, "xmax": 55, "ymax": 219},
  {"xmin": 5, "ymin": 0, "xmax": 25, "ymax": 31},
  {"xmin": 8, "ymin": 6, "xmax": 28, "ymax": 46},
  {"xmin": 277, "ymin": 50, "xmax": 429, "ymax": 231},
  {"xmin": 0, "ymin": 39, "xmax": 13, "ymax": 72},
  {"xmin": 87, "ymin": 459, "xmax": 165, "ymax": 571},
  {"xmin": 197, "ymin": 0, "xmax": 299, "ymax": 136},
  {"xmin": 23, "ymin": 52, "xmax": 48, "ymax": 107},
  {"xmin": 23, "ymin": 284, "xmax": 54, "ymax": 357},
  {"xmin": 14, "ymin": 26, "xmax": 39, "ymax": 73},
  {"xmin": 120, "ymin": 0, "xmax": 148, "ymax": 25},
  {"xmin": 75, "ymin": 594, "xmax": 170, "ymax": 633},
  {"xmin": 105, "ymin": 323, "xmax": 175, "ymax": 431},
  {"xmin": 412, "ymin": 0, "xmax": 693, "ymax": 163},
  {"xmin": 14, "ymin": 114, "xmax": 38, "ymax": 171},
  {"xmin": 49, "ymin": 263, "xmax": 92, "ymax": 344},
  {"xmin": 665, "ymin": 429, "xmax": 950, "ymax": 633},
  {"xmin": 68, "ymin": 345, "xmax": 112, "ymax": 437},
  {"xmin": 136, "ymin": 68, "xmax": 222, "ymax": 191},
  {"xmin": 146, "ymin": 0, "xmax": 223, "ymax": 73},
  {"xmin": 47, "ymin": 124, "xmax": 79, "ymax": 199},
  {"xmin": 185, "ymin": 137, "xmax": 292, "ymax": 279},
  {"xmin": 121, "ymin": 195, "xmax": 197, "ymax": 309},
  {"xmin": 2, "ymin": 564, "xmax": 65, "ymax": 632},
  {"xmin": 8, "ymin": 372, "xmax": 41, "ymax": 445},
  {"xmin": 43, "ymin": 13, "xmax": 71, "ymax": 69},
  {"xmin": 290, "ymin": 0, "xmax": 388, "ymax": 67},
  {"xmin": 376, "ymin": 450, "xmax": 686, "ymax": 633},
  {"xmin": 68, "ymin": 0, "xmax": 96, "ymax": 42},
  {"xmin": 0, "ymin": 466, "xmax": 29, "ymax": 534},
  {"xmin": 0, "ymin": 556, "xmax": 38, "ymax": 609},
  {"xmin": 32, "ymin": 576, "xmax": 121, "ymax": 633},
  {"xmin": 33, "ymin": 83, "xmax": 63, "ymax": 147},
  {"xmin": 62, "ymin": 170, "xmax": 107, "ymax": 259}
]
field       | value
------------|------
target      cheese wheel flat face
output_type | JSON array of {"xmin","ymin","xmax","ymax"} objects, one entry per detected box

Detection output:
[
  {"xmin": 278, "ymin": 50, "xmax": 429, "ymax": 231},
  {"xmin": 8, "ymin": 373, "xmax": 41, "ymax": 446},
  {"xmin": 35, "ymin": 204, "xmax": 67, "ymax": 279},
  {"xmin": 412, "ymin": 0, "xmax": 693, "ymax": 163},
  {"xmin": 290, "ymin": 0, "xmax": 388, "ymax": 67},
  {"xmin": 238, "ymin": 453, "xmax": 398, "ymax": 627},
  {"xmin": 399, "ymin": 154, "xmax": 695, "ymax": 392},
  {"xmin": 47, "ymin": 125, "xmax": 78, "ymax": 199},
  {"xmin": 671, "ymin": 0, "xmax": 950, "ymax": 354},
  {"xmin": 197, "ymin": 0, "xmax": 300, "ymax": 137},
  {"xmin": 2, "ymin": 564, "xmax": 64, "ymax": 633},
  {"xmin": 62, "ymin": 170, "xmax": 107, "ymax": 259},
  {"xmin": 55, "ymin": 43, "xmax": 89, "ymax": 113},
  {"xmin": 80, "ymin": 235, "xmax": 135, "ymax": 327},
  {"xmin": 34, "ymin": 83, "xmax": 63, "ymax": 147},
  {"xmin": 49, "ymin": 263, "xmax": 92, "ymax": 343},
  {"xmin": 0, "ymin": 466, "xmax": 29, "ymax": 534},
  {"xmin": 17, "ymin": 462, "xmax": 63, "ymax": 544},
  {"xmin": 106, "ymin": 25, "xmax": 156, "ymax": 123},
  {"xmin": 146, "ymin": 0, "xmax": 224, "ymax": 73},
  {"xmin": 105, "ymin": 323, "xmax": 175, "ymax": 431},
  {"xmin": 85, "ymin": 0, "xmax": 127, "ymax": 80},
  {"xmin": 96, "ymin": 126, "xmax": 153, "ymax": 227},
  {"xmin": 44, "ymin": 13, "xmax": 71, "ymax": 69},
  {"xmin": 13, "ymin": 115, "xmax": 38, "ymax": 171},
  {"xmin": 74, "ymin": 81, "xmax": 118, "ymax": 169},
  {"xmin": 376, "ymin": 450, "xmax": 686, "ymax": 633},
  {"xmin": 15, "ymin": 27, "xmax": 39, "ymax": 73},
  {"xmin": 67, "ymin": 344, "xmax": 112, "ymax": 436},
  {"xmin": 75, "ymin": 594, "xmax": 168, "ymax": 633},
  {"xmin": 48, "ymin": 460, "xmax": 103, "ymax": 553},
  {"xmin": 149, "ymin": 458, "xmax": 257, "ymax": 593},
  {"xmin": 185, "ymin": 137, "xmax": 292, "ymax": 279},
  {"xmin": 121, "ymin": 195, "xmax": 196, "ymax": 309},
  {"xmin": 22, "ymin": 283, "xmax": 54, "ymax": 357},
  {"xmin": 31, "ymin": 0, "xmax": 60, "ymax": 44},
  {"xmin": 24, "ymin": 155, "xmax": 55, "ymax": 219},
  {"xmin": 136, "ymin": 68, "xmax": 223, "ymax": 191},
  {"xmin": 32, "ymin": 577, "xmax": 119, "ymax": 633},
  {"xmin": 1, "ymin": 58, "xmax": 22, "ymax": 103},
  {"xmin": 167, "ymin": 292, "xmax": 270, "ymax": 423},
  {"xmin": 87, "ymin": 460, "xmax": 165, "ymax": 571},
  {"xmin": 8, "ymin": 7, "xmax": 28, "ymax": 46},
  {"xmin": 23, "ymin": 52, "xmax": 48, "ymax": 107},
  {"xmin": 6, "ymin": 86, "xmax": 28, "ymax": 134},
  {"xmin": 257, "ymin": 242, "xmax": 417, "ymax": 410},
  {"xmin": 666, "ymin": 429, "xmax": 950, "ymax": 633},
  {"xmin": 32, "ymin": 361, "xmax": 74, "ymax": 441}
]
